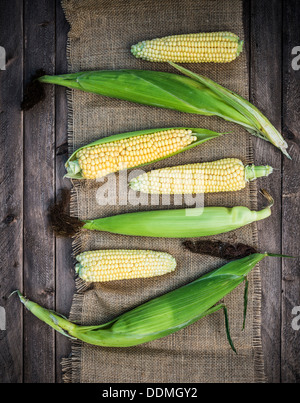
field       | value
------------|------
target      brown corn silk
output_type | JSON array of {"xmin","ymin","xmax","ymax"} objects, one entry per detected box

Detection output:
[{"xmin": 61, "ymin": 0, "xmax": 266, "ymax": 383}]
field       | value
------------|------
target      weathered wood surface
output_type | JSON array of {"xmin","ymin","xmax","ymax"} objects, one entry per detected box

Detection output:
[
  {"xmin": 0, "ymin": 0, "xmax": 299, "ymax": 383},
  {"xmin": 23, "ymin": 0, "xmax": 56, "ymax": 383},
  {"xmin": 281, "ymin": 0, "xmax": 300, "ymax": 383},
  {"xmin": 54, "ymin": 0, "xmax": 75, "ymax": 384},
  {"xmin": 0, "ymin": 0, "xmax": 24, "ymax": 384},
  {"xmin": 249, "ymin": 0, "xmax": 283, "ymax": 383}
]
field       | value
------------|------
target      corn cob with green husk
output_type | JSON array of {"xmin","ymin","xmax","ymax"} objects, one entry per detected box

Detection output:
[
  {"xmin": 65, "ymin": 127, "xmax": 221, "ymax": 179},
  {"xmin": 131, "ymin": 31, "xmax": 243, "ymax": 63},
  {"xmin": 75, "ymin": 249, "xmax": 176, "ymax": 282},
  {"xmin": 14, "ymin": 252, "xmax": 291, "ymax": 351},
  {"xmin": 24, "ymin": 64, "xmax": 289, "ymax": 157},
  {"xmin": 51, "ymin": 189, "xmax": 273, "ymax": 239},
  {"xmin": 129, "ymin": 158, "xmax": 273, "ymax": 194}
]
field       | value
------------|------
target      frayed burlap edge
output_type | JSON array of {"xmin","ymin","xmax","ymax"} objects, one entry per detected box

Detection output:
[
  {"xmin": 60, "ymin": 0, "xmax": 267, "ymax": 384},
  {"xmin": 61, "ymin": 141, "xmax": 266, "ymax": 385}
]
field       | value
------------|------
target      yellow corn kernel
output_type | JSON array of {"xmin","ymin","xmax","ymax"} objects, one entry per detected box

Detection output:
[
  {"xmin": 75, "ymin": 249, "xmax": 177, "ymax": 282},
  {"xmin": 76, "ymin": 129, "xmax": 196, "ymax": 179},
  {"xmin": 130, "ymin": 158, "xmax": 253, "ymax": 194},
  {"xmin": 131, "ymin": 32, "xmax": 243, "ymax": 63}
]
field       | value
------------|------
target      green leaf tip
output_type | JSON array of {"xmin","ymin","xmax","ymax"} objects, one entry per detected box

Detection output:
[
  {"xmin": 242, "ymin": 278, "xmax": 249, "ymax": 331},
  {"xmin": 237, "ymin": 40, "xmax": 244, "ymax": 57},
  {"xmin": 11, "ymin": 290, "xmax": 27, "ymax": 304},
  {"xmin": 168, "ymin": 62, "xmax": 290, "ymax": 158},
  {"xmin": 8, "ymin": 290, "xmax": 23, "ymax": 300},
  {"xmin": 266, "ymin": 253, "xmax": 297, "ymax": 259},
  {"xmin": 222, "ymin": 305, "xmax": 237, "ymax": 354}
]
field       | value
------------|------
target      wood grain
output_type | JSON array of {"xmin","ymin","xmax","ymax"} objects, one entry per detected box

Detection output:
[
  {"xmin": 0, "ymin": 0, "xmax": 23, "ymax": 383},
  {"xmin": 23, "ymin": 0, "xmax": 56, "ymax": 383},
  {"xmin": 0, "ymin": 0, "xmax": 299, "ymax": 383},
  {"xmin": 54, "ymin": 0, "xmax": 75, "ymax": 383},
  {"xmin": 281, "ymin": 0, "xmax": 300, "ymax": 383},
  {"xmin": 249, "ymin": 0, "xmax": 283, "ymax": 383}
]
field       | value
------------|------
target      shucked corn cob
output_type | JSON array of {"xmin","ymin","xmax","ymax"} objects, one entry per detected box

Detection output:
[
  {"xmin": 76, "ymin": 129, "xmax": 196, "ymax": 179},
  {"xmin": 129, "ymin": 158, "xmax": 273, "ymax": 194},
  {"xmin": 131, "ymin": 32, "xmax": 243, "ymax": 63},
  {"xmin": 65, "ymin": 128, "xmax": 221, "ymax": 179},
  {"xmin": 75, "ymin": 249, "xmax": 176, "ymax": 282}
]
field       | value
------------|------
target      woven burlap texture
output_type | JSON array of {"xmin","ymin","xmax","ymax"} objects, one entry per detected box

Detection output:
[{"xmin": 61, "ymin": 0, "xmax": 266, "ymax": 383}]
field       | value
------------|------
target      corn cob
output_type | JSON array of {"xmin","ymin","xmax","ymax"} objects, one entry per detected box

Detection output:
[
  {"xmin": 65, "ymin": 127, "xmax": 221, "ymax": 179},
  {"xmin": 129, "ymin": 158, "xmax": 273, "ymax": 194},
  {"xmin": 131, "ymin": 31, "xmax": 243, "ymax": 63},
  {"xmin": 75, "ymin": 249, "xmax": 176, "ymax": 282},
  {"xmin": 32, "ymin": 67, "xmax": 289, "ymax": 157},
  {"xmin": 15, "ymin": 253, "xmax": 291, "ymax": 351},
  {"xmin": 74, "ymin": 129, "xmax": 197, "ymax": 180}
]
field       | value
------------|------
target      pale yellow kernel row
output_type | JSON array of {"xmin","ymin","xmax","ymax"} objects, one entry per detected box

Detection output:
[
  {"xmin": 76, "ymin": 129, "xmax": 197, "ymax": 179},
  {"xmin": 131, "ymin": 32, "xmax": 241, "ymax": 63},
  {"xmin": 75, "ymin": 249, "xmax": 177, "ymax": 282},
  {"xmin": 129, "ymin": 158, "xmax": 246, "ymax": 194}
]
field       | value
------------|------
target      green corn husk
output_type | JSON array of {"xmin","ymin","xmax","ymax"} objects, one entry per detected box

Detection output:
[
  {"xmin": 65, "ymin": 127, "xmax": 222, "ymax": 179},
  {"xmin": 50, "ymin": 189, "xmax": 273, "ymax": 239},
  {"xmin": 14, "ymin": 252, "xmax": 290, "ymax": 352},
  {"xmin": 36, "ymin": 64, "xmax": 289, "ymax": 157},
  {"xmin": 82, "ymin": 189, "xmax": 273, "ymax": 238}
]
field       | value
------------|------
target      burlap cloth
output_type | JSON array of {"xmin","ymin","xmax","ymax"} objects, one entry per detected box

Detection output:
[{"xmin": 61, "ymin": 0, "xmax": 266, "ymax": 383}]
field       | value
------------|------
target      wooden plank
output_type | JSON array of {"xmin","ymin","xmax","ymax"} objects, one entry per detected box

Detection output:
[
  {"xmin": 23, "ymin": 0, "xmax": 56, "ymax": 383},
  {"xmin": 54, "ymin": 0, "xmax": 75, "ymax": 383},
  {"xmin": 0, "ymin": 0, "xmax": 23, "ymax": 383},
  {"xmin": 249, "ymin": 0, "xmax": 283, "ymax": 383},
  {"xmin": 281, "ymin": 0, "xmax": 300, "ymax": 383}
]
